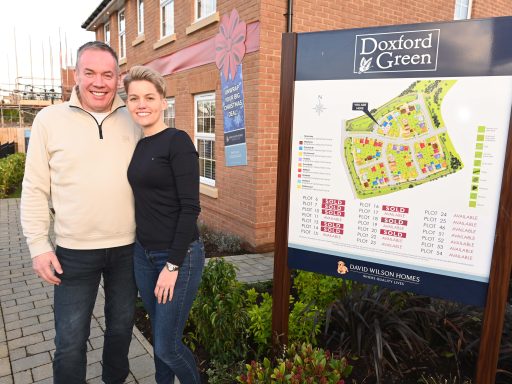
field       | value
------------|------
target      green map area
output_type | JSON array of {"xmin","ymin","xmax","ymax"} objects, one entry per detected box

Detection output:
[{"xmin": 344, "ymin": 80, "xmax": 464, "ymax": 199}]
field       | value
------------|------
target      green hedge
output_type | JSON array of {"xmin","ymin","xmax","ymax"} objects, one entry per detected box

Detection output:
[{"xmin": 0, "ymin": 153, "xmax": 26, "ymax": 198}]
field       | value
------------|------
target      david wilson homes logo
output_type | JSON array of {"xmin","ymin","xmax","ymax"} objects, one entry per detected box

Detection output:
[{"xmin": 354, "ymin": 29, "xmax": 440, "ymax": 74}]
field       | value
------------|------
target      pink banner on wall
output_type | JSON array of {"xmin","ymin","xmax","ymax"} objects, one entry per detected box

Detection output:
[
  {"xmin": 216, "ymin": 9, "xmax": 248, "ymax": 166},
  {"xmin": 144, "ymin": 21, "xmax": 260, "ymax": 77}
]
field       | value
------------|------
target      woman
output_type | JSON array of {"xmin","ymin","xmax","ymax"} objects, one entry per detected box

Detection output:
[{"xmin": 125, "ymin": 66, "xmax": 204, "ymax": 384}]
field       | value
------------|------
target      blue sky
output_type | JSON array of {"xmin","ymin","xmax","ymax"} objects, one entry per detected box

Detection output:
[{"xmin": 0, "ymin": 0, "xmax": 99, "ymax": 96}]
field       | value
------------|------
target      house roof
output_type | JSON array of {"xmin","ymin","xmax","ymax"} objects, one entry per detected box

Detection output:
[{"xmin": 81, "ymin": 0, "xmax": 124, "ymax": 31}]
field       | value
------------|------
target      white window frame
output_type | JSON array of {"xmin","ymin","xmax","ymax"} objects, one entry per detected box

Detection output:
[
  {"xmin": 164, "ymin": 97, "xmax": 175, "ymax": 128},
  {"xmin": 160, "ymin": 0, "xmax": 175, "ymax": 38},
  {"xmin": 194, "ymin": 93, "xmax": 216, "ymax": 186},
  {"xmin": 137, "ymin": 0, "xmax": 144, "ymax": 35},
  {"xmin": 454, "ymin": 0, "xmax": 472, "ymax": 20},
  {"xmin": 118, "ymin": 9, "xmax": 126, "ymax": 59},
  {"xmin": 195, "ymin": 0, "xmax": 216, "ymax": 21},
  {"xmin": 104, "ymin": 22, "xmax": 110, "ymax": 45}
]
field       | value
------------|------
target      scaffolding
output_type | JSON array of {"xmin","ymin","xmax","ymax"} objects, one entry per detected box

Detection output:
[{"xmin": 0, "ymin": 84, "xmax": 62, "ymax": 154}]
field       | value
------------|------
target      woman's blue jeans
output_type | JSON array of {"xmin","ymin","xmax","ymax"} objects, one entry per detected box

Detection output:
[
  {"xmin": 53, "ymin": 244, "xmax": 137, "ymax": 384},
  {"xmin": 134, "ymin": 239, "xmax": 205, "ymax": 384}
]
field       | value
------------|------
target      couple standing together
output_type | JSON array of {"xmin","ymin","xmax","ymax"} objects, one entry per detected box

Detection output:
[{"xmin": 20, "ymin": 41, "xmax": 204, "ymax": 384}]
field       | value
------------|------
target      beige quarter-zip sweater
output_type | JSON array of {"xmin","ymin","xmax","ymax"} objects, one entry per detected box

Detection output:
[{"xmin": 21, "ymin": 88, "xmax": 142, "ymax": 257}]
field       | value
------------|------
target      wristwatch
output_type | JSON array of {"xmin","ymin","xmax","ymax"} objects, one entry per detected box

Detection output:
[{"xmin": 166, "ymin": 262, "xmax": 179, "ymax": 272}]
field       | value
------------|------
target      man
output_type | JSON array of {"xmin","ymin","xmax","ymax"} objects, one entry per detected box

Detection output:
[{"xmin": 21, "ymin": 41, "xmax": 142, "ymax": 384}]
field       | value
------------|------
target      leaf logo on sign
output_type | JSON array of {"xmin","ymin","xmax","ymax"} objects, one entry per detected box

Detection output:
[{"xmin": 358, "ymin": 57, "xmax": 372, "ymax": 74}]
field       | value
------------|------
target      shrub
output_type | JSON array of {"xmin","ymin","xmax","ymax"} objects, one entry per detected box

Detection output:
[
  {"xmin": 198, "ymin": 222, "xmax": 244, "ymax": 255},
  {"xmin": 418, "ymin": 373, "xmax": 472, "ymax": 384},
  {"xmin": 293, "ymin": 271, "xmax": 346, "ymax": 312},
  {"xmin": 0, "ymin": 153, "xmax": 26, "ymax": 198},
  {"xmin": 206, "ymin": 359, "xmax": 247, "ymax": 384},
  {"xmin": 497, "ymin": 306, "xmax": 512, "ymax": 383},
  {"xmin": 189, "ymin": 257, "xmax": 250, "ymax": 363},
  {"xmin": 288, "ymin": 299, "xmax": 322, "ymax": 345},
  {"xmin": 427, "ymin": 301, "xmax": 482, "ymax": 376},
  {"xmin": 247, "ymin": 271, "xmax": 340, "ymax": 355},
  {"xmin": 237, "ymin": 343, "xmax": 353, "ymax": 383},
  {"xmin": 247, "ymin": 292, "xmax": 323, "ymax": 356},
  {"xmin": 324, "ymin": 286, "xmax": 512, "ymax": 383},
  {"xmin": 324, "ymin": 284, "xmax": 434, "ymax": 382},
  {"xmin": 247, "ymin": 290, "xmax": 273, "ymax": 356},
  {"xmin": 429, "ymin": 300, "xmax": 512, "ymax": 383}
]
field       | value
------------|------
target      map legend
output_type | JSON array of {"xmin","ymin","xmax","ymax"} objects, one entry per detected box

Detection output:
[
  {"xmin": 297, "ymin": 140, "xmax": 303, "ymax": 189},
  {"xmin": 295, "ymin": 136, "xmax": 334, "ymax": 192},
  {"xmin": 469, "ymin": 126, "xmax": 486, "ymax": 208}
]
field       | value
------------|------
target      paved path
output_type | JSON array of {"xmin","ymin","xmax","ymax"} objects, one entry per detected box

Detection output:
[{"xmin": 0, "ymin": 198, "xmax": 274, "ymax": 383}]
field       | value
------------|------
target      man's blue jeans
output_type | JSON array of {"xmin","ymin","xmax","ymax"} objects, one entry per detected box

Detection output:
[
  {"xmin": 134, "ymin": 239, "xmax": 204, "ymax": 384},
  {"xmin": 53, "ymin": 244, "xmax": 137, "ymax": 384}
]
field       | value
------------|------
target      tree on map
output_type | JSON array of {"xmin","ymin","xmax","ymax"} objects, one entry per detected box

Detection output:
[
  {"xmin": 432, "ymin": 113, "xmax": 440, "ymax": 128},
  {"xmin": 450, "ymin": 156, "xmax": 462, "ymax": 170},
  {"xmin": 434, "ymin": 88, "xmax": 442, "ymax": 104},
  {"xmin": 399, "ymin": 81, "xmax": 418, "ymax": 96},
  {"xmin": 425, "ymin": 80, "xmax": 440, "ymax": 94}
]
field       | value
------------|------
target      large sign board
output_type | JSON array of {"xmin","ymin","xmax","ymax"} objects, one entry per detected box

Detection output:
[{"xmin": 287, "ymin": 17, "xmax": 512, "ymax": 307}]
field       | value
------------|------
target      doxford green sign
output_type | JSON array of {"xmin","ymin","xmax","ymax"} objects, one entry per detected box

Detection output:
[
  {"xmin": 273, "ymin": 16, "xmax": 512, "ymax": 384},
  {"xmin": 288, "ymin": 17, "xmax": 512, "ymax": 307}
]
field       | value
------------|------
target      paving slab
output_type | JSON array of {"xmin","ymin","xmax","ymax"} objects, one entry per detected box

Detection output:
[{"xmin": 0, "ymin": 198, "xmax": 274, "ymax": 383}]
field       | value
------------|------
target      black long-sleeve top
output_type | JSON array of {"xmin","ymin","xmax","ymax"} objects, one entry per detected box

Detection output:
[{"xmin": 127, "ymin": 128, "xmax": 200, "ymax": 266}]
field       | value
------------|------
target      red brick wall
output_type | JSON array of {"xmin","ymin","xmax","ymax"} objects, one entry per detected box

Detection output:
[
  {"xmin": 254, "ymin": 0, "xmax": 287, "ymax": 250},
  {"xmin": 291, "ymin": 0, "xmax": 454, "ymax": 32},
  {"xmin": 472, "ymin": 0, "xmax": 512, "ymax": 18},
  {"xmin": 291, "ymin": 0, "xmax": 511, "ymax": 32},
  {"xmin": 90, "ymin": 0, "xmax": 511, "ymax": 252}
]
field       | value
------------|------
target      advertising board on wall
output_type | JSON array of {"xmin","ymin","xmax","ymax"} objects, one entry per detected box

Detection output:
[
  {"xmin": 287, "ymin": 17, "xmax": 512, "ymax": 306},
  {"xmin": 216, "ymin": 9, "xmax": 248, "ymax": 167}
]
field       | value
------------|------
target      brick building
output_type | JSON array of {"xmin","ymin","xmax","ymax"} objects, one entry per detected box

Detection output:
[{"xmin": 81, "ymin": 0, "xmax": 511, "ymax": 252}]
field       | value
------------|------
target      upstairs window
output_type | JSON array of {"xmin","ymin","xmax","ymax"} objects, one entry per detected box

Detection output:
[
  {"xmin": 118, "ymin": 9, "xmax": 126, "ymax": 58},
  {"xmin": 454, "ymin": 0, "xmax": 472, "ymax": 20},
  {"xmin": 195, "ymin": 0, "xmax": 216, "ymax": 21},
  {"xmin": 137, "ymin": 0, "xmax": 144, "ymax": 35},
  {"xmin": 161, "ymin": 0, "xmax": 175, "ymax": 37},
  {"xmin": 104, "ymin": 23, "xmax": 110, "ymax": 45},
  {"xmin": 164, "ymin": 98, "xmax": 175, "ymax": 128}
]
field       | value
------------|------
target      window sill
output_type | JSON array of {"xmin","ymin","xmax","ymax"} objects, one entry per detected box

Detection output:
[
  {"xmin": 186, "ymin": 12, "xmax": 220, "ymax": 35},
  {"xmin": 153, "ymin": 33, "xmax": 176, "ymax": 50},
  {"xmin": 119, "ymin": 57, "xmax": 127, "ymax": 66},
  {"xmin": 132, "ymin": 34, "xmax": 145, "ymax": 47},
  {"xmin": 200, "ymin": 184, "xmax": 218, "ymax": 199}
]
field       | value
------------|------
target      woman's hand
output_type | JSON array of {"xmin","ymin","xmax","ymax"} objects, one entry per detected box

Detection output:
[{"xmin": 154, "ymin": 268, "xmax": 179, "ymax": 304}]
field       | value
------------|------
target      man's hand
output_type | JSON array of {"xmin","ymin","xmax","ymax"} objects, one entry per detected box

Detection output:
[
  {"xmin": 154, "ymin": 268, "xmax": 178, "ymax": 304},
  {"xmin": 33, "ymin": 251, "xmax": 63, "ymax": 285}
]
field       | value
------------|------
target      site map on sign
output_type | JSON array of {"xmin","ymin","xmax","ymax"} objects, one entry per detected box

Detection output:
[{"xmin": 343, "ymin": 79, "xmax": 464, "ymax": 199}]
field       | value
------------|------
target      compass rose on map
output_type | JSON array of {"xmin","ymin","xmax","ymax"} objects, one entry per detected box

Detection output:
[{"xmin": 313, "ymin": 95, "xmax": 326, "ymax": 116}]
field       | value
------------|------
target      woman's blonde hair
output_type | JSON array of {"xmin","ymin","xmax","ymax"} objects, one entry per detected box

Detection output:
[{"xmin": 123, "ymin": 65, "xmax": 166, "ymax": 97}]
